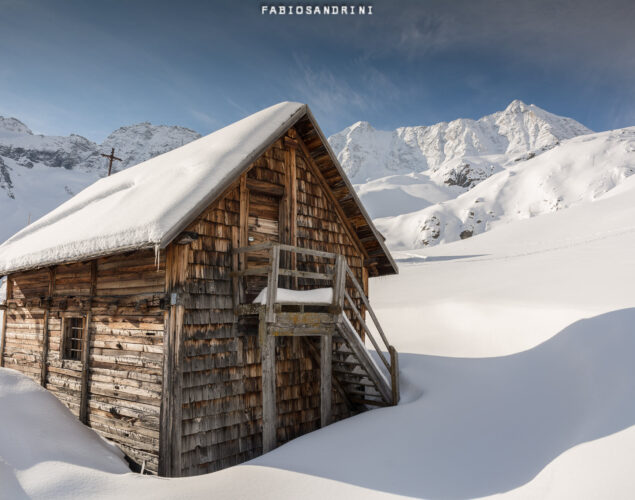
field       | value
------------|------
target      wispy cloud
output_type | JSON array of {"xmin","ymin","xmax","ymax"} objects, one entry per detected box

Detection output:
[
  {"xmin": 288, "ymin": 54, "xmax": 406, "ymax": 132},
  {"xmin": 188, "ymin": 109, "xmax": 221, "ymax": 130},
  {"xmin": 291, "ymin": 55, "xmax": 369, "ymax": 116}
]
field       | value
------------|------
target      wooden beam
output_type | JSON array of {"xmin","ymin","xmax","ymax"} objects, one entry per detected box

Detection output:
[
  {"xmin": 260, "ymin": 309, "xmax": 277, "ymax": 453},
  {"xmin": 79, "ymin": 260, "xmax": 97, "ymax": 424},
  {"xmin": 269, "ymin": 326, "xmax": 335, "ymax": 337},
  {"xmin": 159, "ymin": 244, "xmax": 187, "ymax": 477},
  {"xmin": 0, "ymin": 276, "xmax": 12, "ymax": 367},
  {"xmin": 302, "ymin": 337, "xmax": 354, "ymax": 412},
  {"xmin": 320, "ymin": 333, "xmax": 332, "ymax": 427},
  {"xmin": 332, "ymin": 255, "xmax": 346, "ymax": 309},
  {"xmin": 344, "ymin": 291, "xmax": 390, "ymax": 370},
  {"xmin": 231, "ymin": 225, "xmax": 242, "ymax": 312},
  {"xmin": 345, "ymin": 267, "xmax": 391, "ymax": 349},
  {"xmin": 389, "ymin": 345, "xmax": 400, "ymax": 405},
  {"xmin": 288, "ymin": 133, "xmax": 298, "ymax": 287},
  {"xmin": 40, "ymin": 267, "xmax": 55, "ymax": 387},
  {"xmin": 246, "ymin": 177, "xmax": 285, "ymax": 197},
  {"xmin": 265, "ymin": 245, "xmax": 280, "ymax": 323},
  {"xmin": 239, "ymin": 174, "xmax": 249, "ymax": 279}
]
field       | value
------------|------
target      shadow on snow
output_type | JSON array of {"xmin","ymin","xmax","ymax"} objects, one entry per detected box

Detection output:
[{"xmin": 251, "ymin": 308, "xmax": 635, "ymax": 499}]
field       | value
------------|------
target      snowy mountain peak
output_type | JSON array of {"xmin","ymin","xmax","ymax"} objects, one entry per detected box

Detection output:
[
  {"xmin": 328, "ymin": 100, "xmax": 593, "ymax": 186},
  {"xmin": 504, "ymin": 98, "xmax": 528, "ymax": 112},
  {"xmin": 0, "ymin": 116, "xmax": 33, "ymax": 137},
  {"xmin": 97, "ymin": 122, "xmax": 201, "ymax": 172},
  {"xmin": 0, "ymin": 118, "xmax": 202, "ymax": 242}
]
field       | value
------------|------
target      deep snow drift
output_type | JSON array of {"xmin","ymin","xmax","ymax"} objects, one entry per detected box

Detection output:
[{"xmin": 2, "ymin": 167, "xmax": 635, "ymax": 499}]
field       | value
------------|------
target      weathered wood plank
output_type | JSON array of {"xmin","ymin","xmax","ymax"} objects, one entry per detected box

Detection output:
[
  {"xmin": 0, "ymin": 277, "xmax": 13, "ymax": 367},
  {"xmin": 40, "ymin": 267, "xmax": 55, "ymax": 386},
  {"xmin": 80, "ymin": 260, "xmax": 97, "ymax": 424},
  {"xmin": 159, "ymin": 244, "xmax": 186, "ymax": 477},
  {"xmin": 260, "ymin": 311, "xmax": 277, "ymax": 453},
  {"xmin": 320, "ymin": 334, "xmax": 332, "ymax": 427},
  {"xmin": 265, "ymin": 246, "xmax": 279, "ymax": 323}
]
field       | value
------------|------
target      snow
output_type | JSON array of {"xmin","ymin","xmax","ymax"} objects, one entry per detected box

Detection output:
[
  {"xmin": 329, "ymin": 100, "xmax": 591, "ymax": 185},
  {"xmin": 328, "ymin": 100, "xmax": 592, "ymax": 226},
  {"xmin": 0, "ymin": 99, "xmax": 594, "ymax": 264},
  {"xmin": 377, "ymin": 126, "xmax": 635, "ymax": 248},
  {"xmin": 0, "ymin": 102, "xmax": 305, "ymax": 274},
  {"xmin": 0, "ymin": 367, "xmax": 130, "ymax": 500},
  {"xmin": 253, "ymin": 287, "xmax": 333, "ymax": 304},
  {"xmin": 3, "ymin": 164, "xmax": 635, "ymax": 498},
  {"xmin": 0, "ymin": 115, "xmax": 201, "ymax": 244}
]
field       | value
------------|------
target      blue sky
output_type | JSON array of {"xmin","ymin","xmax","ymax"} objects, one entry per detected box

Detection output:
[{"xmin": 1, "ymin": 0, "xmax": 634, "ymax": 141}]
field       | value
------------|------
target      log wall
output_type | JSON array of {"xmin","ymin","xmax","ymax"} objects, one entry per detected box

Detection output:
[{"xmin": 1, "ymin": 249, "xmax": 166, "ymax": 473}]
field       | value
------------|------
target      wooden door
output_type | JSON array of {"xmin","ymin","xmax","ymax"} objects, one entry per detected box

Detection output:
[{"xmin": 246, "ymin": 190, "xmax": 281, "ymax": 300}]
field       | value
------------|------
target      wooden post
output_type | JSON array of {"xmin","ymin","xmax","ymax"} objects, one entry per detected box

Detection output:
[
  {"xmin": 281, "ymin": 134, "xmax": 297, "ymax": 289},
  {"xmin": 231, "ymin": 225, "xmax": 242, "ymax": 311},
  {"xmin": 320, "ymin": 333, "xmax": 332, "ymax": 427},
  {"xmin": 389, "ymin": 345, "xmax": 400, "ymax": 405},
  {"xmin": 79, "ymin": 260, "xmax": 97, "ymax": 424},
  {"xmin": 265, "ymin": 245, "xmax": 280, "ymax": 323},
  {"xmin": 0, "ymin": 277, "xmax": 11, "ymax": 367},
  {"xmin": 288, "ymin": 134, "xmax": 297, "ymax": 287},
  {"xmin": 332, "ymin": 255, "xmax": 346, "ymax": 311},
  {"xmin": 40, "ymin": 267, "xmax": 55, "ymax": 387},
  {"xmin": 239, "ymin": 174, "xmax": 249, "ymax": 280},
  {"xmin": 260, "ymin": 308, "xmax": 277, "ymax": 453},
  {"xmin": 159, "ymin": 244, "xmax": 188, "ymax": 477}
]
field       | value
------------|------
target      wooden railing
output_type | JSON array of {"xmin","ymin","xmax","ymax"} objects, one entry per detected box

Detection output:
[{"xmin": 232, "ymin": 242, "xmax": 399, "ymax": 405}]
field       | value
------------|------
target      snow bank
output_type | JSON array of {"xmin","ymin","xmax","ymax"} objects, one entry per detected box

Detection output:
[
  {"xmin": 253, "ymin": 287, "xmax": 333, "ymax": 304},
  {"xmin": 0, "ymin": 102, "xmax": 306, "ymax": 274},
  {"xmin": 0, "ymin": 368, "xmax": 129, "ymax": 499}
]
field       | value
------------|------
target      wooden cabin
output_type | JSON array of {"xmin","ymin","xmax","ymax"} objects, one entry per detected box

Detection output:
[{"xmin": 0, "ymin": 102, "xmax": 399, "ymax": 477}]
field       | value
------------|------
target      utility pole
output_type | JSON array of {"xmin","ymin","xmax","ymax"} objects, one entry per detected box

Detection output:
[{"xmin": 101, "ymin": 147, "xmax": 122, "ymax": 176}]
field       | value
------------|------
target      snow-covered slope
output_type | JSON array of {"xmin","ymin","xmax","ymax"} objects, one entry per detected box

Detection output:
[
  {"xmin": 328, "ymin": 100, "xmax": 592, "ymax": 219},
  {"xmin": 82, "ymin": 122, "xmax": 201, "ymax": 173},
  {"xmin": 2, "ymin": 169, "xmax": 635, "ymax": 499},
  {"xmin": 0, "ymin": 117, "xmax": 200, "ymax": 243},
  {"xmin": 376, "ymin": 127, "xmax": 635, "ymax": 248}
]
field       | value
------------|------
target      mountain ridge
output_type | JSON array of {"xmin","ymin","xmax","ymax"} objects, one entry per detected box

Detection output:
[
  {"xmin": 328, "ymin": 99, "xmax": 592, "ymax": 185},
  {"xmin": 0, "ymin": 117, "xmax": 201, "ymax": 242},
  {"xmin": 0, "ymin": 101, "xmax": 618, "ymax": 251}
]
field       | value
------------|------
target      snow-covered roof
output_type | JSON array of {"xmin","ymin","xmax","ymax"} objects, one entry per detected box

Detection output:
[
  {"xmin": 0, "ymin": 102, "xmax": 307, "ymax": 274},
  {"xmin": 0, "ymin": 102, "xmax": 397, "ymax": 276}
]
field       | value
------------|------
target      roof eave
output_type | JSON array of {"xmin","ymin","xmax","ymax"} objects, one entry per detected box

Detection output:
[{"xmin": 302, "ymin": 107, "xmax": 399, "ymax": 276}]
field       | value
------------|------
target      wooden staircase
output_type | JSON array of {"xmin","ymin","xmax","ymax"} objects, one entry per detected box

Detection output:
[{"xmin": 232, "ymin": 242, "xmax": 399, "ymax": 451}]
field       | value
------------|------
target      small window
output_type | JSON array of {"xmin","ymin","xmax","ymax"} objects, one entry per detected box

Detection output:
[{"xmin": 63, "ymin": 317, "xmax": 85, "ymax": 361}]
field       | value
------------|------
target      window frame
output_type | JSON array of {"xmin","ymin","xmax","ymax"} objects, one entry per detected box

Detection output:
[{"xmin": 60, "ymin": 315, "xmax": 86, "ymax": 362}]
